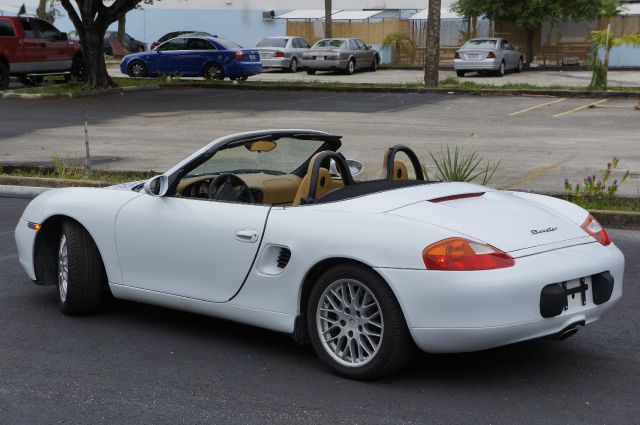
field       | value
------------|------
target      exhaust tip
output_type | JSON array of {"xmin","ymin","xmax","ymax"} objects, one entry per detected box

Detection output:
[{"xmin": 559, "ymin": 327, "xmax": 579, "ymax": 340}]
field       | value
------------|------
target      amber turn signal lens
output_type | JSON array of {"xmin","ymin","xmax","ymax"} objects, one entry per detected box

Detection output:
[
  {"xmin": 423, "ymin": 238, "xmax": 515, "ymax": 271},
  {"xmin": 27, "ymin": 222, "xmax": 42, "ymax": 231}
]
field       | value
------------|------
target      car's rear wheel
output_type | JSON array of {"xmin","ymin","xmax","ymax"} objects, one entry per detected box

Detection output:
[
  {"xmin": 56, "ymin": 221, "xmax": 107, "ymax": 315},
  {"xmin": 0, "ymin": 63, "xmax": 10, "ymax": 90},
  {"xmin": 289, "ymin": 57, "xmax": 298, "ymax": 73},
  {"xmin": 345, "ymin": 58, "xmax": 356, "ymax": 75},
  {"xmin": 306, "ymin": 69, "xmax": 316, "ymax": 75},
  {"xmin": 203, "ymin": 62, "xmax": 225, "ymax": 80},
  {"xmin": 307, "ymin": 264, "xmax": 414, "ymax": 380},
  {"xmin": 127, "ymin": 60, "xmax": 147, "ymax": 78},
  {"xmin": 456, "ymin": 70, "xmax": 466, "ymax": 77}
]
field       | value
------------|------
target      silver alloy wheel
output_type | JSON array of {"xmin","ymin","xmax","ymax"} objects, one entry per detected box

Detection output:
[
  {"xmin": 58, "ymin": 234, "xmax": 69, "ymax": 302},
  {"xmin": 130, "ymin": 62, "xmax": 145, "ymax": 78},
  {"xmin": 316, "ymin": 278, "xmax": 384, "ymax": 367},
  {"xmin": 518, "ymin": 58, "xmax": 523, "ymax": 72},
  {"xmin": 206, "ymin": 64, "xmax": 223, "ymax": 80},
  {"xmin": 290, "ymin": 58, "xmax": 298, "ymax": 72},
  {"xmin": 499, "ymin": 62, "xmax": 505, "ymax": 76},
  {"xmin": 348, "ymin": 60, "xmax": 355, "ymax": 74}
]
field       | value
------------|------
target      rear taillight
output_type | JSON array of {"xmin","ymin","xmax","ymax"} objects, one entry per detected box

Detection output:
[
  {"xmin": 273, "ymin": 51, "xmax": 285, "ymax": 58},
  {"xmin": 454, "ymin": 51, "xmax": 460, "ymax": 59},
  {"xmin": 581, "ymin": 215, "xmax": 611, "ymax": 246},
  {"xmin": 487, "ymin": 51, "xmax": 496, "ymax": 59},
  {"xmin": 423, "ymin": 238, "xmax": 515, "ymax": 271},
  {"xmin": 234, "ymin": 51, "xmax": 245, "ymax": 60}
]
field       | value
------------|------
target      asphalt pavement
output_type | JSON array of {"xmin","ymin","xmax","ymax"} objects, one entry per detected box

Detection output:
[
  {"xmin": 1, "ymin": 89, "xmax": 639, "ymax": 196},
  {"xmin": 1, "ymin": 197, "xmax": 639, "ymax": 424}
]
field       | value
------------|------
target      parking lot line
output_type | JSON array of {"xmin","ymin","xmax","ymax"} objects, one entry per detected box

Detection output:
[
  {"xmin": 552, "ymin": 99, "xmax": 608, "ymax": 118},
  {"xmin": 500, "ymin": 154, "xmax": 578, "ymax": 189},
  {"xmin": 508, "ymin": 98, "xmax": 566, "ymax": 117}
]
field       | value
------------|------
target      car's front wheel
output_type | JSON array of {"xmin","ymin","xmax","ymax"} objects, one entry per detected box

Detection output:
[
  {"xmin": 289, "ymin": 57, "xmax": 298, "ymax": 73},
  {"xmin": 515, "ymin": 57, "xmax": 524, "ymax": 73},
  {"xmin": 56, "ymin": 221, "xmax": 107, "ymax": 314},
  {"xmin": 496, "ymin": 61, "xmax": 505, "ymax": 77},
  {"xmin": 307, "ymin": 264, "xmax": 414, "ymax": 380},
  {"xmin": 456, "ymin": 70, "xmax": 466, "ymax": 77},
  {"xmin": 127, "ymin": 60, "xmax": 147, "ymax": 78},
  {"xmin": 345, "ymin": 58, "xmax": 356, "ymax": 75}
]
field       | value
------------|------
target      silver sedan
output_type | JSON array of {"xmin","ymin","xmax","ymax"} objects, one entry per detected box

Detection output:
[
  {"xmin": 302, "ymin": 38, "xmax": 380, "ymax": 75},
  {"xmin": 255, "ymin": 36, "xmax": 311, "ymax": 73},
  {"xmin": 454, "ymin": 38, "xmax": 524, "ymax": 77}
]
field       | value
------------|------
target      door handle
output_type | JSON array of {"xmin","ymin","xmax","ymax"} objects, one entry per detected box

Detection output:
[{"xmin": 235, "ymin": 229, "xmax": 259, "ymax": 243}]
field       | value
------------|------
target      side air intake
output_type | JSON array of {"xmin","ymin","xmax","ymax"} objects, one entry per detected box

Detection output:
[{"xmin": 277, "ymin": 247, "xmax": 291, "ymax": 269}]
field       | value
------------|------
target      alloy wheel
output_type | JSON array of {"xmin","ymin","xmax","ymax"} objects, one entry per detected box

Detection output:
[
  {"xmin": 130, "ymin": 62, "xmax": 146, "ymax": 78},
  {"xmin": 58, "ymin": 234, "xmax": 69, "ymax": 303},
  {"xmin": 316, "ymin": 278, "xmax": 384, "ymax": 367},
  {"xmin": 290, "ymin": 58, "xmax": 298, "ymax": 72}
]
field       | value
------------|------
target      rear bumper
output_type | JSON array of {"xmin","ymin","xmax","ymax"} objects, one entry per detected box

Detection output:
[
  {"xmin": 376, "ymin": 241, "xmax": 625, "ymax": 353},
  {"xmin": 302, "ymin": 59, "xmax": 348, "ymax": 70},
  {"xmin": 261, "ymin": 58, "xmax": 290, "ymax": 69},
  {"xmin": 454, "ymin": 58, "xmax": 500, "ymax": 71},
  {"xmin": 225, "ymin": 61, "xmax": 262, "ymax": 78}
]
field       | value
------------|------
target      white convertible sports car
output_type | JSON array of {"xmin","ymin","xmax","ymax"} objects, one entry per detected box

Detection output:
[{"xmin": 15, "ymin": 130, "xmax": 624, "ymax": 379}]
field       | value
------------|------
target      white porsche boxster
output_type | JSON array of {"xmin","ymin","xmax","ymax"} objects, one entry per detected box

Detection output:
[{"xmin": 15, "ymin": 130, "xmax": 624, "ymax": 379}]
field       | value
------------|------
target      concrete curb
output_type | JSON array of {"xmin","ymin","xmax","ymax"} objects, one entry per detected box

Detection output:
[
  {"xmin": 1, "ymin": 180, "xmax": 638, "ymax": 230},
  {"xmin": 1, "ymin": 84, "xmax": 160, "ymax": 100},
  {"xmin": 0, "ymin": 175, "xmax": 110, "ymax": 188},
  {"xmin": 160, "ymin": 82, "xmax": 640, "ymax": 99}
]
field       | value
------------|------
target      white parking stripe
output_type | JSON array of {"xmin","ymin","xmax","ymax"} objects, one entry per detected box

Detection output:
[
  {"xmin": 552, "ymin": 99, "xmax": 608, "ymax": 117},
  {"xmin": 508, "ymin": 98, "xmax": 566, "ymax": 116}
]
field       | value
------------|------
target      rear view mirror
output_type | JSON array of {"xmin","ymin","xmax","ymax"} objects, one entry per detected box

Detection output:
[
  {"xmin": 246, "ymin": 140, "xmax": 277, "ymax": 152},
  {"xmin": 143, "ymin": 175, "xmax": 169, "ymax": 197}
]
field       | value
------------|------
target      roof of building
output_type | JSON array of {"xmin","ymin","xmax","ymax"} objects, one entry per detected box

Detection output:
[{"xmin": 275, "ymin": 10, "xmax": 340, "ymax": 20}]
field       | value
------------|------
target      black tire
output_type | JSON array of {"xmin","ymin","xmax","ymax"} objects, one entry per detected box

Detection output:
[
  {"xmin": 0, "ymin": 63, "xmax": 9, "ymax": 90},
  {"xmin": 289, "ymin": 57, "xmax": 298, "ymax": 73},
  {"xmin": 127, "ymin": 60, "xmax": 147, "ymax": 78},
  {"xmin": 370, "ymin": 56, "xmax": 378, "ymax": 72},
  {"xmin": 71, "ymin": 55, "xmax": 87, "ymax": 82},
  {"xmin": 306, "ymin": 69, "xmax": 316, "ymax": 75},
  {"xmin": 203, "ymin": 62, "xmax": 225, "ymax": 80},
  {"xmin": 56, "ymin": 221, "xmax": 107, "ymax": 315},
  {"xmin": 307, "ymin": 264, "xmax": 415, "ymax": 380},
  {"xmin": 515, "ymin": 57, "xmax": 524, "ymax": 73},
  {"xmin": 456, "ymin": 70, "xmax": 466, "ymax": 77},
  {"xmin": 496, "ymin": 61, "xmax": 505, "ymax": 77},
  {"xmin": 345, "ymin": 58, "xmax": 356, "ymax": 75}
]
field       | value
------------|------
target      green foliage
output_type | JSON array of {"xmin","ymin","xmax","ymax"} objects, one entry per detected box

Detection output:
[
  {"xmin": 427, "ymin": 146, "xmax": 500, "ymax": 185},
  {"xmin": 382, "ymin": 32, "xmax": 414, "ymax": 65},
  {"xmin": 52, "ymin": 155, "xmax": 83, "ymax": 179},
  {"xmin": 564, "ymin": 158, "xmax": 629, "ymax": 202}
]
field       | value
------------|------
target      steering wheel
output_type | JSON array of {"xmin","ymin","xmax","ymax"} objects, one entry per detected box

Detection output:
[{"xmin": 208, "ymin": 173, "xmax": 255, "ymax": 203}]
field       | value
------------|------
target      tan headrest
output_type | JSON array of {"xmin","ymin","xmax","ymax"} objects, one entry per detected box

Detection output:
[{"xmin": 292, "ymin": 152, "xmax": 341, "ymax": 206}]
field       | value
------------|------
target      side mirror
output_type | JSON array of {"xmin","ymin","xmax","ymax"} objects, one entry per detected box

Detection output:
[
  {"xmin": 143, "ymin": 175, "xmax": 169, "ymax": 197},
  {"xmin": 54, "ymin": 32, "xmax": 68, "ymax": 41},
  {"xmin": 365, "ymin": 45, "xmax": 372, "ymax": 50}
]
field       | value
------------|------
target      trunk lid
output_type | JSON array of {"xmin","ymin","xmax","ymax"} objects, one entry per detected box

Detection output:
[{"xmin": 389, "ymin": 188, "xmax": 588, "ymax": 253}]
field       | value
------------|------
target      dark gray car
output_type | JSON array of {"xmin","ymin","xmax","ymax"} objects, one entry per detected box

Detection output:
[{"xmin": 302, "ymin": 38, "xmax": 379, "ymax": 75}]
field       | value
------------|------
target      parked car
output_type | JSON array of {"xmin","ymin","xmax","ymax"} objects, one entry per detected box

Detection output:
[
  {"xmin": 0, "ymin": 16, "xmax": 85, "ymax": 89},
  {"xmin": 303, "ymin": 38, "xmax": 379, "ymax": 75},
  {"xmin": 104, "ymin": 31, "xmax": 146, "ymax": 55},
  {"xmin": 120, "ymin": 35, "xmax": 261, "ymax": 81},
  {"xmin": 255, "ymin": 36, "xmax": 311, "ymax": 72},
  {"xmin": 15, "ymin": 129, "xmax": 624, "ymax": 379},
  {"xmin": 150, "ymin": 31, "xmax": 213, "ymax": 50},
  {"xmin": 454, "ymin": 37, "xmax": 524, "ymax": 77}
]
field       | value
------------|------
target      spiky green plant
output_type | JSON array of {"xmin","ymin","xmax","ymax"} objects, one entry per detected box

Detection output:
[
  {"xmin": 382, "ymin": 32, "xmax": 414, "ymax": 65},
  {"xmin": 428, "ymin": 146, "xmax": 500, "ymax": 186}
]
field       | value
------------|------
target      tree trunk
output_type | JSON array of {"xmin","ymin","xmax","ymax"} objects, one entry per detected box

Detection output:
[
  {"xmin": 324, "ymin": 0, "xmax": 332, "ymax": 38},
  {"xmin": 603, "ymin": 22, "xmax": 611, "ymax": 90},
  {"xmin": 526, "ymin": 28, "xmax": 535, "ymax": 66},
  {"xmin": 424, "ymin": 0, "xmax": 441, "ymax": 87},
  {"xmin": 80, "ymin": 25, "xmax": 113, "ymax": 89},
  {"xmin": 117, "ymin": 14, "xmax": 126, "ymax": 45},
  {"xmin": 36, "ymin": 0, "xmax": 48, "ymax": 20}
]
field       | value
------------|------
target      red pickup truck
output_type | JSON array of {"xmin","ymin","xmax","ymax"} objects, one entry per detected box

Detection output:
[{"xmin": 0, "ymin": 16, "xmax": 85, "ymax": 89}]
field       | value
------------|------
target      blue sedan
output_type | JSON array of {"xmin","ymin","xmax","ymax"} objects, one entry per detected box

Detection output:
[{"xmin": 120, "ymin": 35, "xmax": 262, "ymax": 81}]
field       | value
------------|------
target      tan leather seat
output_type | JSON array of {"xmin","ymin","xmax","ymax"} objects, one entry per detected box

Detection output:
[
  {"xmin": 293, "ymin": 152, "xmax": 344, "ymax": 206},
  {"xmin": 383, "ymin": 150, "xmax": 409, "ymax": 181}
]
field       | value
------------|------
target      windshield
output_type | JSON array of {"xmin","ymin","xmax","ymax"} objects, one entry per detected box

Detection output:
[
  {"xmin": 214, "ymin": 38, "xmax": 243, "ymax": 50},
  {"xmin": 257, "ymin": 38, "xmax": 288, "ymax": 48},
  {"xmin": 186, "ymin": 137, "xmax": 326, "ymax": 177},
  {"xmin": 462, "ymin": 39, "xmax": 497, "ymax": 49},
  {"xmin": 313, "ymin": 39, "xmax": 344, "ymax": 49}
]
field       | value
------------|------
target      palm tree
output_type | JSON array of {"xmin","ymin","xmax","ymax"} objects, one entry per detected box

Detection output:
[
  {"xmin": 589, "ymin": 0, "xmax": 640, "ymax": 90},
  {"xmin": 382, "ymin": 32, "xmax": 414, "ymax": 65},
  {"xmin": 424, "ymin": 0, "xmax": 442, "ymax": 87},
  {"xmin": 324, "ymin": 0, "xmax": 332, "ymax": 38}
]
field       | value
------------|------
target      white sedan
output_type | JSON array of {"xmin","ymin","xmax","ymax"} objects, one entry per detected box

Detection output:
[{"xmin": 15, "ymin": 130, "xmax": 624, "ymax": 379}]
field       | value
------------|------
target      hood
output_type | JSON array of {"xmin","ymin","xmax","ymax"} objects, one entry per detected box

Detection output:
[
  {"xmin": 106, "ymin": 180, "xmax": 144, "ymax": 191},
  {"xmin": 388, "ymin": 188, "xmax": 588, "ymax": 253}
]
